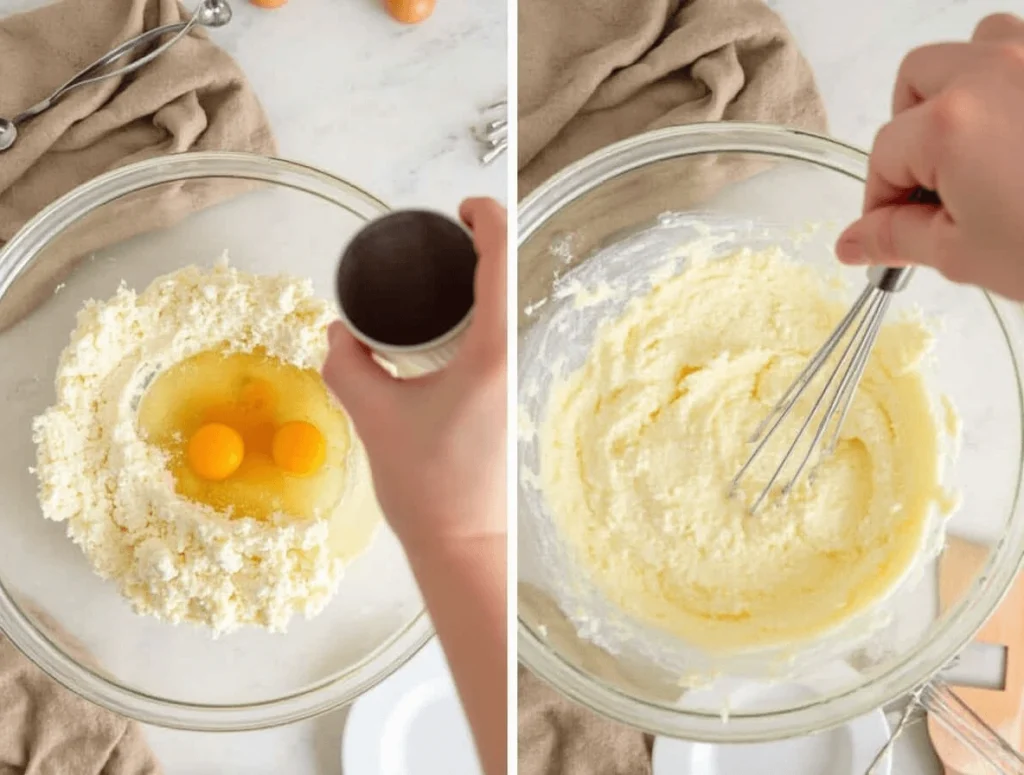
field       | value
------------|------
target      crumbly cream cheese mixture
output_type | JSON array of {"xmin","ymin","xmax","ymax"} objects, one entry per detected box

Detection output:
[
  {"xmin": 540, "ymin": 247, "xmax": 951, "ymax": 651},
  {"xmin": 33, "ymin": 260, "xmax": 378, "ymax": 635}
]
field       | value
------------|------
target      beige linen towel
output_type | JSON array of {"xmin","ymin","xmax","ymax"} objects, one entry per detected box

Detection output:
[
  {"xmin": 518, "ymin": 1, "xmax": 827, "ymax": 772},
  {"xmin": 0, "ymin": 0, "xmax": 276, "ymax": 331},
  {"xmin": 518, "ymin": 0, "xmax": 826, "ymax": 197},
  {"xmin": 519, "ymin": 667, "xmax": 654, "ymax": 775},
  {"xmin": 519, "ymin": 583, "xmax": 682, "ymax": 775},
  {"xmin": 0, "ymin": 605, "xmax": 162, "ymax": 775}
]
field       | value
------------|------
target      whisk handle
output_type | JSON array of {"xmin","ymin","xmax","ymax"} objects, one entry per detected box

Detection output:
[
  {"xmin": 864, "ymin": 188, "xmax": 939, "ymax": 293},
  {"xmin": 867, "ymin": 265, "xmax": 914, "ymax": 293}
]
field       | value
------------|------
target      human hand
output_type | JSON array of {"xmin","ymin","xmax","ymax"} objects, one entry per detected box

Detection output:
[
  {"xmin": 836, "ymin": 13, "xmax": 1024, "ymax": 300},
  {"xmin": 321, "ymin": 198, "xmax": 507, "ymax": 552}
]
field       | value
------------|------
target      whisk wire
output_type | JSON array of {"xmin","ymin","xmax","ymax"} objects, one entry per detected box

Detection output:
[
  {"xmin": 823, "ymin": 293, "xmax": 890, "ymax": 456},
  {"xmin": 745, "ymin": 291, "xmax": 879, "ymax": 510},
  {"xmin": 732, "ymin": 284, "xmax": 879, "ymax": 509},
  {"xmin": 731, "ymin": 260, "xmax": 917, "ymax": 514},
  {"xmin": 782, "ymin": 290, "xmax": 888, "ymax": 495},
  {"xmin": 747, "ymin": 284, "xmax": 873, "ymax": 444}
]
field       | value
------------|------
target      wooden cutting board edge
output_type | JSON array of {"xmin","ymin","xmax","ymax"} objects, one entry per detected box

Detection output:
[{"xmin": 926, "ymin": 536, "xmax": 1024, "ymax": 774}]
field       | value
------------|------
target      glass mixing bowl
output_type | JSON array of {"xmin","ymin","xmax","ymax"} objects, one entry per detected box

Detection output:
[
  {"xmin": 0, "ymin": 153, "xmax": 430, "ymax": 730},
  {"xmin": 517, "ymin": 123, "xmax": 1024, "ymax": 742}
]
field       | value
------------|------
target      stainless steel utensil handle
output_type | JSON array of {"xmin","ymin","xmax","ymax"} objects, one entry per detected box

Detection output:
[
  {"xmin": 475, "ymin": 99, "xmax": 507, "ymax": 165},
  {"xmin": 13, "ymin": 2, "xmax": 206, "ymax": 125},
  {"xmin": 863, "ymin": 188, "xmax": 940, "ymax": 294},
  {"xmin": 866, "ymin": 265, "xmax": 914, "ymax": 293},
  {"xmin": 918, "ymin": 679, "xmax": 1024, "ymax": 774}
]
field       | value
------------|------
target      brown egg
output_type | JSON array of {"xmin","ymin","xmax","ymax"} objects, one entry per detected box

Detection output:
[
  {"xmin": 249, "ymin": 0, "xmax": 288, "ymax": 7},
  {"xmin": 385, "ymin": 0, "xmax": 436, "ymax": 24}
]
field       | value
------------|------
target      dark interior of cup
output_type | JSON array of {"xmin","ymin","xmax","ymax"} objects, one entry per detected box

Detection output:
[{"xmin": 336, "ymin": 210, "xmax": 477, "ymax": 347}]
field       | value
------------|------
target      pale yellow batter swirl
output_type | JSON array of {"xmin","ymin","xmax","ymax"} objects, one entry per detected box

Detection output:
[{"xmin": 540, "ymin": 247, "xmax": 948, "ymax": 651}]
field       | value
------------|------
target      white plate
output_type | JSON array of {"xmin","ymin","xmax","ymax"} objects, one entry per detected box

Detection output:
[
  {"xmin": 652, "ymin": 681, "xmax": 892, "ymax": 775},
  {"xmin": 342, "ymin": 637, "xmax": 482, "ymax": 775}
]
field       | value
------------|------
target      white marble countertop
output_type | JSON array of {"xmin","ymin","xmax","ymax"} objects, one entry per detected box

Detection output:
[{"xmin": 771, "ymin": 0, "xmax": 1024, "ymax": 151}]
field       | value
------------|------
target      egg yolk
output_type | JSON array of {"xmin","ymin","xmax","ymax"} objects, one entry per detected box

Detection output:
[
  {"xmin": 137, "ymin": 349, "xmax": 351, "ymax": 521},
  {"xmin": 272, "ymin": 421, "xmax": 327, "ymax": 476},
  {"xmin": 183, "ymin": 387, "xmax": 327, "ymax": 480},
  {"xmin": 187, "ymin": 422, "xmax": 245, "ymax": 481}
]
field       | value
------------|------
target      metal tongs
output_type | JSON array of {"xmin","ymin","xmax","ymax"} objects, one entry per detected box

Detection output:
[{"xmin": 0, "ymin": 0, "xmax": 233, "ymax": 152}]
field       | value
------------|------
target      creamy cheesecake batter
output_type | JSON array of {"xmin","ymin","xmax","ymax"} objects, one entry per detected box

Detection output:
[{"xmin": 539, "ymin": 246, "xmax": 951, "ymax": 651}]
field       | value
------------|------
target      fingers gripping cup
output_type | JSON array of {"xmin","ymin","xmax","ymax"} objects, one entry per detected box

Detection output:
[{"xmin": 336, "ymin": 210, "xmax": 477, "ymax": 377}]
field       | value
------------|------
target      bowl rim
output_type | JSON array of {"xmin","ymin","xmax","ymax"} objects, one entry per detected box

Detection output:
[
  {"xmin": 516, "ymin": 122, "xmax": 1024, "ymax": 741},
  {"xmin": 0, "ymin": 151, "xmax": 434, "ymax": 731}
]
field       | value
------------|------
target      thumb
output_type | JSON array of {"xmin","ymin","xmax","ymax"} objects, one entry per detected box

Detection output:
[
  {"xmin": 458, "ymin": 198, "xmax": 507, "ymax": 363},
  {"xmin": 321, "ymin": 321, "xmax": 397, "ymax": 421},
  {"xmin": 836, "ymin": 203, "xmax": 954, "ymax": 269}
]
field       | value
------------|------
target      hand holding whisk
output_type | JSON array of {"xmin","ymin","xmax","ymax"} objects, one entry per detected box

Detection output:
[{"xmin": 731, "ymin": 189, "xmax": 941, "ymax": 513}]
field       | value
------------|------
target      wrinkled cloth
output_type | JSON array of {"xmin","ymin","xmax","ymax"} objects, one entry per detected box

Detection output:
[
  {"xmin": 518, "ymin": 0, "xmax": 826, "ymax": 196},
  {"xmin": 0, "ymin": 0, "xmax": 275, "ymax": 330},
  {"xmin": 519, "ymin": 667, "xmax": 654, "ymax": 775},
  {"xmin": 0, "ymin": 604, "xmax": 162, "ymax": 775},
  {"xmin": 519, "ymin": 584, "xmax": 661, "ymax": 775}
]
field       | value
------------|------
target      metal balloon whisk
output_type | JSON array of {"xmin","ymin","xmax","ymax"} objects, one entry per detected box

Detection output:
[{"xmin": 731, "ymin": 189, "xmax": 939, "ymax": 513}]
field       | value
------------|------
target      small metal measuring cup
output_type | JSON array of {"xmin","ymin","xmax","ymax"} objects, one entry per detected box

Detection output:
[{"xmin": 335, "ymin": 210, "xmax": 477, "ymax": 378}]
